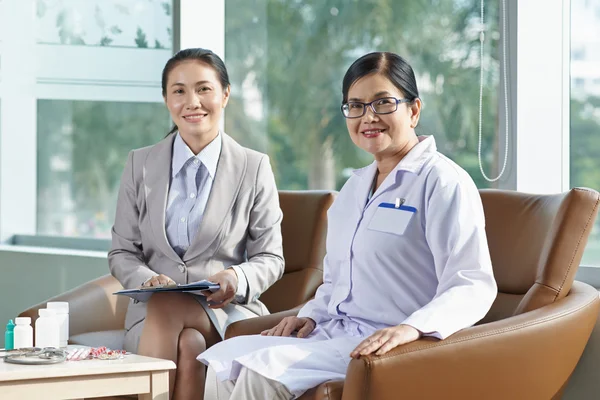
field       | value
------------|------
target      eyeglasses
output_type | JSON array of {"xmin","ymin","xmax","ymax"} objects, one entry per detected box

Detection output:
[{"xmin": 341, "ymin": 97, "xmax": 410, "ymax": 119}]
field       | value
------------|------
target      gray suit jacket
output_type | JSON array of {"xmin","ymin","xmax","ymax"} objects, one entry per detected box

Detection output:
[{"xmin": 109, "ymin": 132, "xmax": 284, "ymax": 334}]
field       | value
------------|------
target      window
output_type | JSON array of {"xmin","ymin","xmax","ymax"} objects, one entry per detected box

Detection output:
[
  {"xmin": 223, "ymin": 0, "xmax": 501, "ymax": 190},
  {"xmin": 33, "ymin": 0, "xmax": 173, "ymax": 238},
  {"xmin": 37, "ymin": 100, "xmax": 168, "ymax": 237},
  {"xmin": 571, "ymin": 0, "xmax": 600, "ymax": 265},
  {"xmin": 0, "ymin": 0, "xmax": 173, "ymax": 239}
]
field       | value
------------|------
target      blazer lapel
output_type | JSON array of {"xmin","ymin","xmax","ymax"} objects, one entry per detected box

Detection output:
[
  {"xmin": 144, "ymin": 133, "xmax": 183, "ymax": 264},
  {"xmin": 183, "ymin": 133, "xmax": 246, "ymax": 262}
]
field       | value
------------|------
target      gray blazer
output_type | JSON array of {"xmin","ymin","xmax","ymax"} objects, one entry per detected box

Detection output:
[{"xmin": 109, "ymin": 132, "xmax": 284, "ymax": 335}]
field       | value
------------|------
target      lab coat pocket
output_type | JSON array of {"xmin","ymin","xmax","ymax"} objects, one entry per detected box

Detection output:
[{"xmin": 368, "ymin": 202, "xmax": 416, "ymax": 236}]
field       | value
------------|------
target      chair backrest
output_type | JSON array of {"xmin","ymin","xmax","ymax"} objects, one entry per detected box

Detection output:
[
  {"xmin": 479, "ymin": 188, "xmax": 600, "ymax": 324},
  {"xmin": 259, "ymin": 190, "xmax": 336, "ymax": 313}
]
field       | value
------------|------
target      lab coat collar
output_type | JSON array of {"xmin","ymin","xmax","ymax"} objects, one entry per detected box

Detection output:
[{"xmin": 352, "ymin": 136, "xmax": 438, "ymax": 207}]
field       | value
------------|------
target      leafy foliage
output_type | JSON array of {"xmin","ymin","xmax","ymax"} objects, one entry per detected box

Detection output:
[
  {"xmin": 135, "ymin": 26, "xmax": 148, "ymax": 48},
  {"xmin": 224, "ymin": 0, "xmax": 501, "ymax": 190}
]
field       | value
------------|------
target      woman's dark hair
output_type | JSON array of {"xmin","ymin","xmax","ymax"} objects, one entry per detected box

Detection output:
[
  {"xmin": 342, "ymin": 52, "xmax": 419, "ymax": 104},
  {"xmin": 162, "ymin": 48, "xmax": 231, "ymax": 135}
]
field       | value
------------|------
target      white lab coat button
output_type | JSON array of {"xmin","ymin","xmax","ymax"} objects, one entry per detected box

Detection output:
[{"xmin": 178, "ymin": 264, "xmax": 186, "ymax": 273}]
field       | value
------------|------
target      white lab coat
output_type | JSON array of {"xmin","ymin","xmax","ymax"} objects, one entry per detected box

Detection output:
[{"xmin": 198, "ymin": 136, "xmax": 497, "ymax": 398}]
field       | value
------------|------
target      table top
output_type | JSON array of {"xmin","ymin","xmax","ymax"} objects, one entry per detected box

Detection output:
[{"xmin": 0, "ymin": 348, "xmax": 175, "ymax": 382}]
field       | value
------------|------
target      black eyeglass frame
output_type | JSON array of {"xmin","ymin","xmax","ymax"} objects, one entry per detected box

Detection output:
[{"xmin": 341, "ymin": 97, "xmax": 411, "ymax": 119}]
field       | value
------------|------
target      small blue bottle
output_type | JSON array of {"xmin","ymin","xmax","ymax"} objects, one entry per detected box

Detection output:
[{"xmin": 5, "ymin": 319, "xmax": 15, "ymax": 350}]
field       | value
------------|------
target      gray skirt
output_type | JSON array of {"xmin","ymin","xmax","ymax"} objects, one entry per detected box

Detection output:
[{"xmin": 123, "ymin": 294, "xmax": 259, "ymax": 353}]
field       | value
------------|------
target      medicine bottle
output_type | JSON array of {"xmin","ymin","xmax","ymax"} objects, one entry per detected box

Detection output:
[
  {"xmin": 14, "ymin": 317, "xmax": 33, "ymax": 349},
  {"xmin": 47, "ymin": 302, "xmax": 69, "ymax": 348},
  {"xmin": 4, "ymin": 319, "xmax": 14, "ymax": 350},
  {"xmin": 35, "ymin": 309, "xmax": 59, "ymax": 348}
]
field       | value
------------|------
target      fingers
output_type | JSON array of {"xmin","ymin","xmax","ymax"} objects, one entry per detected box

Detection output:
[
  {"xmin": 205, "ymin": 277, "xmax": 227, "ymax": 301},
  {"xmin": 272, "ymin": 318, "xmax": 290, "ymax": 337},
  {"xmin": 261, "ymin": 323, "xmax": 281, "ymax": 336},
  {"xmin": 143, "ymin": 274, "xmax": 174, "ymax": 287},
  {"xmin": 160, "ymin": 274, "xmax": 176, "ymax": 286},
  {"xmin": 374, "ymin": 325, "xmax": 420, "ymax": 355},
  {"xmin": 376, "ymin": 335, "xmax": 402, "ymax": 356},
  {"xmin": 350, "ymin": 327, "xmax": 418, "ymax": 358},
  {"xmin": 206, "ymin": 280, "xmax": 234, "ymax": 308},
  {"xmin": 206, "ymin": 272, "xmax": 236, "ymax": 303},
  {"xmin": 259, "ymin": 318, "xmax": 315, "ymax": 338},
  {"xmin": 350, "ymin": 330, "xmax": 390, "ymax": 358},
  {"xmin": 142, "ymin": 277, "xmax": 158, "ymax": 287},
  {"xmin": 296, "ymin": 319, "xmax": 315, "ymax": 338},
  {"xmin": 208, "ymin": 295, "xmax": 234, "ymax": 309},
  {"xmin": 262, "ymin": 318, "xmax": 293, "ymax": 337},
  {"xmin": 206, "ymin": 287, "xmax": 226, "ymax": 302},
  {"xmin": 206, "ymin": 285, "xmax": 234, "ymax": 304},
  {"xmin": 281, "ymin": 319, "xmax": 299, "ymax": 337}
]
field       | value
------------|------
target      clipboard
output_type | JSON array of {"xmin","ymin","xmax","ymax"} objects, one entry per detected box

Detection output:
[{"xmin": 114, "ymin": 280, "xmax": 220, "ymax": 303}]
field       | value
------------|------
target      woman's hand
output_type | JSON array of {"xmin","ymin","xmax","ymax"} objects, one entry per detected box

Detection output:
[
  {"xmin": 261, "ymin": 316, "xmax": 316, "ymax": 338},
  {"xmin": 142, "ymin": 274, "xmax": 175, "ymax": 287},
  {"xmin": 350, "ymin": 324, "xmax": 421, "ymax": 358},
  {"xmin": 205, "ymin": 269, "xmax": 239, "ymax": 309}
]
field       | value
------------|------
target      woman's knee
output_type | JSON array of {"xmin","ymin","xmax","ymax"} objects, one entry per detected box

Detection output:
[{"xmin": 178, "ymin": 328, "xmax": 207, "ymax": 357}]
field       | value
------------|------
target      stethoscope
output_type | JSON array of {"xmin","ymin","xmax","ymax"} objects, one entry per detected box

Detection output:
[{"xmin": 1, "ymin": 347, "xmax": 66, "ymax": 365}]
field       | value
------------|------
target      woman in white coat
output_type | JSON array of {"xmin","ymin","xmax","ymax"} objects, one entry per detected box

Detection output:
[{"xmin": 199, "ymin": 51, "xmax": 498, "ymax": 399}]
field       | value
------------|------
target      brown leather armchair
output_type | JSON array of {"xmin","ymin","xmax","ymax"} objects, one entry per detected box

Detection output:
[
  {"xmin": 225, "ymin": 188, "xmax": 600, "ymax": 400},
  {"xmin": 19, "ymin": 190, "xmax": 336, "ymax": 350}
]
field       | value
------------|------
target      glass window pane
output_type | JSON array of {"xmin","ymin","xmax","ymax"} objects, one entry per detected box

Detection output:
[
  {"xmin": 571, "ymin": 0, "xmax": 600, "ymax": 265},
  {"xmin": 36, "ymin": 0, "xmax": 172, "ymax": 49},
  {"xmin": 37, "ymin": 100, "xmax": 169, "ymax": 238},
  {"xmin": 224, "ymin": 0, "xmax": 501, "ymax": 191},
  {"xmin": 34, "ymin": 0, "xmax": 173, "ymax": 239}
]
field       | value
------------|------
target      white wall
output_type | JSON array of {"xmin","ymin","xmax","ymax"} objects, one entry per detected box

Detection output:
[{"xmin": 0, "ymin": 248, "xmax": 107, "ymax": 347}]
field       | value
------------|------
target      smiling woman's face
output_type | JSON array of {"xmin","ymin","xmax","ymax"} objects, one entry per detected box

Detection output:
[
  {"xmin": 345, "ymin": 73, "xmax": 419, "ymax": 158},
  {"xmin": 164, "ymin": 60, "xmax": 230, "ymax": 143}
]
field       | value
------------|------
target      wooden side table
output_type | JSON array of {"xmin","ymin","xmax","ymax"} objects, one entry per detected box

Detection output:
[{"xmin": 0, "ymin": 352, "xmax": 175, "ymax": 399}]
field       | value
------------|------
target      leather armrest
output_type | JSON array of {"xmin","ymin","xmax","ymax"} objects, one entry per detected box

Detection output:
[
  {"xmin": 299, "ymin": 380, "xmax": 345, "ymax": 400},
  {"xmin": 342, "ymin": 281, "xmax": 599, "ymax": 400},
  {"xmin": 19, "ymin": 274, "xmax": 128, "ymax": 338},
  {"xmin": 225, "ymin": 307, "xmax": 301, "ymax": 339}
]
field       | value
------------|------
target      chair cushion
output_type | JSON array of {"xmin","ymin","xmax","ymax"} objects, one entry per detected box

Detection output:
[{"xmin": 69, "ymin": 329, "xmax": 126, "ymax": 350}]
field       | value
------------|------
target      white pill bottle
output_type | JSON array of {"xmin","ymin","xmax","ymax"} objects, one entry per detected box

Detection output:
[
  {"xmin": 47, "ymin": 302, "xmax": 69, "ymax": 348},
  {"xmin": 35, "ymin": 308, "xmax": 60, "ymax": 348},
  {"xmin": 13, "ymin": 317, "xmax": 33, "ymax": 349}
]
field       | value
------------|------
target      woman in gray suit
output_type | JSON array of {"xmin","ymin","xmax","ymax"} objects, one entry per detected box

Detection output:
[{"xmin": 108, "ymin": 48, "xmax": 284, "ymax": 400}]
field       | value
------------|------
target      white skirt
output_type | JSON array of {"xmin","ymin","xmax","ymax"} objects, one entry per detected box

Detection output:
[
  {"xmin": 197, "ymin": 319, "xmax": 364, "ymax": 397},
  {"xmin": 195, "ymin": 295, "xmax": 259, "ymax": 339}
]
